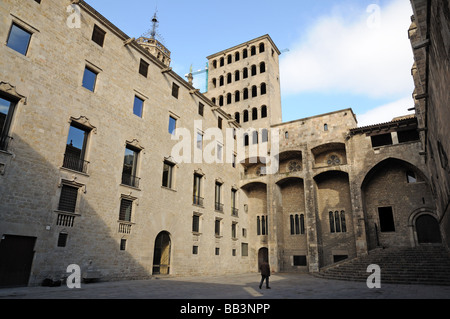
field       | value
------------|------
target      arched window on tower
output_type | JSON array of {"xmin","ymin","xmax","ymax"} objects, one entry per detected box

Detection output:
[
  {"xmin": 212, "ymin": 78, "xmax": 217, "ymax": 88},
  {"xmin": 260, "ymin": 62, "xmax": 266, "ymax": 73},
  {"xmin": 252, "ymin": 85, "xmax": 257, "ymax": 98},
  {"xmin": 220, "ymin": 57, "xmax": 224, "ymax": 67},
  {"xmin": 219, "ymin": 95, "xmax": 224, "ymax": 107},
  {"xmin": 252, "ymin": 107, "xmax": 258, "ymax": 120},
  {"xmin": 235, "ymin": 51, "xmax": 240, "ymax": 61},
  {"xmin": 227, "ymin": 54, "xmax": 232, "ymax": 64},
  {"xmin": 261, "ymin": 105, "xmax": 267, "ymax": 118},
  {"xmin": 235, "ymin": 112, "xmax": 240, "ymax": 123},
  {"xmin": 251, "ymin": 65, "xmax": 257, "ymax": 76},
  {"xmin": 243, "ymin": 68, "xmax": 248, "ymax": 79},
  {"xmin": 235, "ymin": 70, "xmax": 240, "ymax": 82},
  {"xmin": 227, "ymin": 73, "xmax": 232, "ymax": 84},
  {"xmin": 261, "ymin": 83, "xmax": 267, "ymax": 95},
  {"xmin": 219, "ymin": 76, "xmax": 224, "ymax": 86},
  {"xmin": 235, "ymin": 90, "xmax": 240, "ymax": 102},
  {"xmin": 243, "ymin": 88, "xmax": 249, "ymax": 100},
  {"xmin": 251, "ymin": 45, "xmax": 256, "ymax": 56},
  {"xmin": 243, "ymin": 110, "xmax": 249, "ymax": 122},
  {"xmin": 259, "ymin": 42, "xmax": 265, "ymax": 53},
  {"xmin": 212, "ymin": 60, "xmax": 217, "ymax": 69},
  {"xmin": 243, "ymin": 48, "xmax": 248, "ymax": 59},
  {"xmin": 227, "ymin": 93, "xmax": 232, "ymax": 105}
]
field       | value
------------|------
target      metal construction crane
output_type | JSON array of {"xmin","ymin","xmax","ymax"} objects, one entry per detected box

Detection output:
[{"xmin": 185, "ymin": 62, "xmax": 209, "ymax": 93}]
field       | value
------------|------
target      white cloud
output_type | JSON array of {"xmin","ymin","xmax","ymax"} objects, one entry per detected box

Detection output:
[
  {"xmin": 280, "ymin": 0, "xmax": 414, "ymax": 98},
  {"xmin": 356, "ymin": 96, "xmax": 414, "ymax": 127}
]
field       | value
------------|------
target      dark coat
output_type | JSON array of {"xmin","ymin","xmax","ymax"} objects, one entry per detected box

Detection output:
[{"xmin": 260, "ymin": 262, "xmax": 271, "ymax": 276}]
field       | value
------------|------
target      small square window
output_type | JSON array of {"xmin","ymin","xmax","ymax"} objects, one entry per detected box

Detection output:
[
  {"xmin": 133, "ymin": 96, "xmax": 144, "ymax": 117},
  {"xmin": 82, "ymin": 66, "xmax": 98, "ymax": 92},
  {"xmin": 7, "ymin": 23, "xmax": 32, "ymax": 55},
  {"xmin": 91, "ymin": 25, "xmax": 106, "ymax": 47},
  {"xmin": 168, "ymin": 116, "xmax": 177, "ymax": 134},
  {"xmin": 172, "ymin": 83, "xmax": 179, "ymax": 99},
  {"xmin": 139, "ymin": 59, "xmax": 149, "ymax": 77}
]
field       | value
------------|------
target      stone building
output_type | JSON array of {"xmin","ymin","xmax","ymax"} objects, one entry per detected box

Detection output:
[{"xmin": 0, "ymin": 0, "xmax": 447, "ymax": 287}]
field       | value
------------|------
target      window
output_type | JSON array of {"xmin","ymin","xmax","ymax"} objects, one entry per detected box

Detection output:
[
  {"xmin": 219, "ymin": 76, "xmax": 224, "ymax": 87},
  {"xmin": 162, "ymin": 161, "xmax": 174, "ymax": 188},
  {"xmin": 119, "ymin": 198, "xmax": 133, "ymax": 222},
  {"xmin": 57, "ymin": 233, "xmax": 68, "ymax": 248},
  {"xmin": 261, "ymin": 105, "xmax": 267, "ymax": 118},
  {"xmin": 63, "ymin": 122, "xmax": 90, "ymax": 173},
  {"xmin": 58, "ymin": 185, "xmax": 78, "ymax": 213},
  {"xmin": 212, "ymin": 60, "xmax": 217, "ymax": 69},
  {"xmin": 261, "ymin": 83, "xmax": 267, "ymax": 95},
  {"xmin": 371, "ymin": 133, "xmax": 393, "ymax": 147},
  {"xmin": 198, "ymin": 102, "xmax": 204, "ymax": 116},
  {"xmin": 193, "ymin": 173, "xmax": 203, "ymax": 206},
  {"xmin": 324, "ymin": 123, "xmax": 328, "ymax": 131},
  {"xmin": 139, "ymin": 59, "xmax": 149, "ymax": 77},
  {"xmin": 7, "ymin": 23, "xmax": 32, "ymax": 55},
  {"xmin": 406, "ymin": 171, "xmax": 417, "ymax": 183},
  {"xmin": 0, "ymin": 95, "xmax": 17, "ymax": 151},
  {"xmin": 168, "ymin": 116, "xmax": 177, "ymax": 134},
  {"xmin": 235, "ymin": 52, "xmax": 240, "ymax": 61},
  {"xmin": 285, "ymin": 131, "xmax": 289, "ymax": 139},
  {"xmin": 192, "ymin": 214, "xmax": 200, "ymax": 233},
  {"xmin": 227, "ymin": 54, "xmax": 232, "ymax": 64},
  {"xmin": 243, "ymin": 49, "xmax": 248, "ymax": 59},
  {"xmin": 193, "ymin": 246, "xmax": 198, "ymax": 255},
  {"xmin": 34, "ymin": 0, "xmax": 41, "ymax": 3},
  {"xmin": 215, "ymin": 182, "xmax": 223, "ymax": 211},
  {"xmin": 212, "ymin": 78, "xmax": 217, "ymax": 88},
  {"xmin": 196, "ymin": 132, "xmax": 203, "ymax": 149},
  {"xmin": 257, "ymin": 215, "xmax": 268, "ymax": 235},
  {"xmin": 122, "ymin": 146, "xmax": 140, "ymax": 188},
  {"xmin": 251, "ymin": 65, "xmax": 257, "ymax": 76},
  {"xmin": 220, "ymin": 57, "xmax": 224, "ymax": 67},
  {"xmin": 226, "ymin": 93, "xmax": 232, "ymax": 105},
  {"xmin": 235, "ymin": 70, "xmax": 240, "ymax": 82},
  {"xmin": 232, "ymin": 223, "xmax": 237, "ymax": 239},
  {"xmin": 227, "ymin": 73, "xmax": 232, "ymax": 84},
  {"xmin": 259, "ymin": 42, "xmax": 265, "ymax": 53},
  {"xmin": 171, "ymin": 83, "xmax": 179, "ymax": 99},
  {"xmin": 215, "ymin": 248, "xmax": 220, "ymax": 255},
  {"xmin": 217, "ymin": 143, "xmax": 223, "ymax": 161},
  {"xmin": 82, "ymin": 66, "xmax": 98, "ymax": 92},
  {"xmin": 243, "ymin": 88, "xmax": 249, "ymax": 100},
  {"xmin": 241, "ymin": 243, "xmax": 249, "ymax": 256},
  {"xmin": 329, "ymin": 210, "xmax": 347, "ymax": 233},
  {"xmin": 91, "ymin": 25, "xmax": 106, "ymax": 47},
  {"xmin": 133, "ymin": 96, "xmax": 144, "ymax": 118},
  {"xmin": 290, "ymin": 214, "xmax": 304, "ymax": 235},
  {"xmin": 398, "ymin": 129, "xmax": 420, "ymax": 143},
  {"xmin": 243, "ymin": 68, "xmax": 248, "ymax": 79},
  {"xmin": 252, "ymin": 131, "xmax": 258, "ymax": 144},
  {"xmin": 244, "ymin": 133, "xmax": 249, "ymax": 146},
  {"xmin": 231, "ymin": 189, "xmax": 238, "ymax": 216},
  {"xmin": 235, "ymin": 91, "xmax": 240, "ymax": 102},
  {"xmin": 260, "ymin": 62, "xmax": 266, "ymax": 73},
  {"xmin": 120, "ymin": 239, "xmax": 127, "ymax": 251},
  {"xmin": 219, "ymin": 95, "xmax": 224, "ymax": 106},
  {"xmin": 215, "ymin": 219, "xmax": 221, "ymax": 237},
  {"xmin": 251, "ymin": 46, "xmax": 256, "ymax": 56},
  {"xmin": 252, "ymin": 86, "xmax": 257, "ymax": 97},
  {"xmin": 378, "ymin": 207, "xmax": 395, "ymax": 232},
  {"xmin": 234, "ymin": 112, "xmax": 240, "ymax": 123},
  {"xmin": 293, "ymin": 256, "xmax": 307, "ymax": 266},
  {"xmin": 261, "ymin": 129, "xmax": 268, "ymax": 143},
  {"xmin": 252, "ymin": 108, "xmax": 258, "ymax": 120}
]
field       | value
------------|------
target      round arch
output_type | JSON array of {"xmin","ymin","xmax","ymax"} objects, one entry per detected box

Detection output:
[
  {"xmin": 152, "ymin": 231, "xmax": 172, "ymax": 275},
  {"xmin": 408, "ymin": 209, "xmax": 442, "ymax": 246}
]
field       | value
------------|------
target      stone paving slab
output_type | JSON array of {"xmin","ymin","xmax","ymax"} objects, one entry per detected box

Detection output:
[{"xmin": 1, "ymin": 273, "xmax": 450, "ymax": 300}]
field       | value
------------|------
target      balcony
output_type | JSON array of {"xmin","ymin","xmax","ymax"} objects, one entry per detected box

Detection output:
[
  {"xmin": 62, "ymin": 153, "xmax": 89, "ymax": 174},
  {"xmin": 121, "ymin": 173, "xmax": 140, "ymax": 188},
  {"xmin": 215, "ymin": 202, "xmax": 224, "ymax": 212},
  {"xmin": 0, "ymin": 136, "xmax": 12, "ymax": 152},
  {"xmin": 232, "ymin": 207, "xmax": 239, "ymax": 217},
  {"xmin": 193, "ymin": 195, "xmax": 204, "ymax": 207}
]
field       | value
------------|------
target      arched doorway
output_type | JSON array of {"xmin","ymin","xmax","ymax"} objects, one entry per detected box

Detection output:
[
  {"xmin": 416, "ymin": 214, "xmax": 442, "ymax": 244},
  {"xmin": 258, "ymin": 248, "xmax": 268, "ymax": 272},
  {"xmin": 152, "ymin": 231, "xmax": 171, "ymax": 275}
]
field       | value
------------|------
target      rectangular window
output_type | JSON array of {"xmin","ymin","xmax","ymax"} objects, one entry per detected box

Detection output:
[
  {"xmin": 231, "ymin": 223, "xmax": 237, "ymax": 239},
  {"xmin": 7, "ymin": 23, "xmax": 32, "ymax": 55},
  {"xmin": 196, "ymin": 132, "xmax": 203, "ymax": 149},
  {"xmin": 378, "ymin": 206, "xmax": 395, "ymax": 232},
  {"xmin": 218, "ymin": 117, "xmax": 222, "ymax": 129},
  {"xmin": 215, "ymin": 247, "xmax": 220, "ymax": 256},
  {"xmin": 172, "ymin": 83, "xmax": 179, "ymax": 99},
  {"xmin": 198, "ymin": 103, "xmax": 204, "ymax": 116},
  {"xmin": 193, "ymin": 173, "xmax": 203, "ymax": 206},
  {"xmin": 257, "ymin": 215, "xmax": 268, "ymax": 235},
  {"xmin": 162, "ymin": 161, "xmax": 174, "ymax": 188},
  {"xmin": 58, "ymin": 185, "xmax": 78, "ymax": 213},
  {"xmin": 168, "ymin": 116, "xmax": 177, "ymax": 135},
  {"xmin": 215, "ymin": 219, "xmax": 221, "ymax": 236},
  {"xmin": 82, "ymin": 66, "xmax": 98, "ymax": 92},
  {"xmin": 0, "ymin": 95, "xmax": 16, "ymax": 151},
  {"xmin": 133, "ymin": 96, "xmax": 144, "ymax": 117},
  {"xmin": 371, "ymin": 133, "xmax": 393, "ymax": 148},
  {"xmin": 57, "ymin": 233, "xmax": 68, "ymax": 248},
  {"xmin": 139, "ymin": 59, "xmax": 149, "ymax": 77},
  {"xmin": 193, "ymin": 246, "xmax": 198, "ymax": 255},
  {"xmin": 120, "ymin": 239, "xmax": 127, "ymax": 251},
  {"xmin": 91, "ymin": 25, "xmax": 106, "ymax": 47},
  {"xmin": 397, "ymin": 129, "xmax": 420, "ymax": 143},
  {"xmin": 122, "ymin": 146, "xmax": 140, "ymax": 188},
  {"xmin": 119, "ymin": 198, "xmax": 133, "ymax": 222},
  {"xmin": 293, "ymin": 256, "xmax": 307, "ymax": 266},
  {"xmin": 231, "ymin": 189, "xmax": 238, "ymax": 216},
  {"xmin": 241, "ymin": 243, "xmax": 249, "ymax": 256},
  {"xmin": 215, "ymin": 182, "xmax": 222, "ymax": 212},
  {"xmin": 192, "ymin": 215, "xmax": 200, "ymax": 233},
  {"xmin": 217, "ymin": 143, "xmax": 223, "ymax": 161},
  {"xmin": 63, "ymin": 123, "xmax": 89, "ymax": 173}
]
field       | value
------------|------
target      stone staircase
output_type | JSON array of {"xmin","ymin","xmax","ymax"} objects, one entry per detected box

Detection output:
[{"xmin": 313, "ymin": 246, "xmax": 450, "ymax": 286}]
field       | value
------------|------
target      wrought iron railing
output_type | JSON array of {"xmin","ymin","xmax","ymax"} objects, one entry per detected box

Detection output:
[
  {"xmin": 121, "ymin": 173, "xmax": 140, "ymax": 188},
  {"xmin": 193, "ymin": 195, "xmax": 204, "ymax": 207},
  {"xmin": 215, "ymin": 202, "xmax": 224, "ymax": 212},
  {"xmin": 56, "ymin": 213, "xmax": 75, "ymax": 227},
  {"xmin": 232, "ymin": 208, "xmax": 239, "ymax": 217},
  {"xmin": 62, "ymin": 153, "xmax": 89, "ymax": 173}
]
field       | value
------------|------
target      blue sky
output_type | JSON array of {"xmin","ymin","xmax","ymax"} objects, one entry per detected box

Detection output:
[{"xmin": 86, "ymin": 0, "xmax": 415, "ymax": 127}]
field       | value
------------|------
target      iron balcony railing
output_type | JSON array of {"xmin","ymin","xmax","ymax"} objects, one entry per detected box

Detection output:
[
  {"xmin": 193, "ymin": 195, "xmax": 204, "ymax": 207},
  {"xmin": 121, "ymin": 173, "xmax": 140, "ymax": 188},
  {"xmin": 215, "ymin": 202, "xmax": 224, "ymax": 212},
  {"xmin": 62, "ymin": 153, "xmax": 89, "ymax": 173},
  {"xmin": 0, "ymin": 136, "xmax": 12, "ymax": 152}
]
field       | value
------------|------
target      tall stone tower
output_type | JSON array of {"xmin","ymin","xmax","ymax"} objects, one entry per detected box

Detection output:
[{"xmin": 205, "ymin": 35, "xmax": 282, "ymax": 131}]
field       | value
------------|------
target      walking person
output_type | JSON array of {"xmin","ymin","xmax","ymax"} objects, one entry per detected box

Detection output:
[{"xmin": 259, "ymin": 261, "xmax": 271, "ymax": 289}]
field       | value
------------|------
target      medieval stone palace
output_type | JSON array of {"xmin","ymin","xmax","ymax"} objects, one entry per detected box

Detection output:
[{"xmin": 0, "ymin": 0, "xmax": 448, "ymax": 287}]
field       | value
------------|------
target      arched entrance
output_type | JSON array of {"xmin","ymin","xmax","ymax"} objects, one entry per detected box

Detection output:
[
  {"xmin": 416, "ymin": 214, "xmax": 442, "ymax": 244},
  {"xmin": 152, "ymin": 231, "xmax": 171, "ymax": 275},
  {"xmin": 258, "ymin": 247, "xmax": 268, "ymax": 272}
]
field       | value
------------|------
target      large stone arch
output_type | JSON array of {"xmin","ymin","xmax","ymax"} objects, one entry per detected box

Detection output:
[{"xmin": 361, "ymin": 158, "xmax": 435, "ymax": 250}]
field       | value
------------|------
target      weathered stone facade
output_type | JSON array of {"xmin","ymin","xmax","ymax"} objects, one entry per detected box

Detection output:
[{"xmin": 0, "ymin": 0, "xmax": 447, "ymax": 287}]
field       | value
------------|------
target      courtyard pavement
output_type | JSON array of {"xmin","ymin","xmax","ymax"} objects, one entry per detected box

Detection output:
[{"xmin": 1, "ymin": 272, "xmax": 450, "ymax": 300}]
